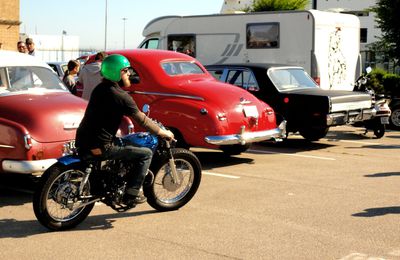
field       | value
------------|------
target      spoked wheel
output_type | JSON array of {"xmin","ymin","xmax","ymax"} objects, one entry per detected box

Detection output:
[
  {"xmin": 33, "ymin": 162, "xmax": 94, "ymax": 231},
  {"xmin": 145, "ymin": 148, "xmax": 202, "ymax": 211},
  {"xmin": 390, "ymin": 106, "xmax": 400, "ymax": 130}
]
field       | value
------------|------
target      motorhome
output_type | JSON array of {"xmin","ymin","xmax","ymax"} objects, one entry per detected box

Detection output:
[{"xmin": 139, "ymin": 10, "xmax": 361, "ymax": 91}]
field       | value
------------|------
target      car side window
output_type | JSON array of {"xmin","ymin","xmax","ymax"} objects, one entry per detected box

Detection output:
[
  {"xmin": 227, "ymin": 69, "xmax": 259, "ymax": 91},
  {"xmin": 161, "ymin": 62, "xmax": 204, "ymax": 76},
  {"xmin": 48, "ymin": 64, "xmax": 58, "ymax": 75},
  {"xmin": 208, "ymin": 69, "xmax": 224, "ymax": 80},
  {"xmin": 9, "ymin": 67, "xmax": 33, "ymax": 90},
  {"xmin": 7, "ymin": 66, "xmax": 66, "ymax": 92},
  {"xmin": 0, "ymin": 68, "xmax": 8, "ymax": 93},
  {"xmin": 139, "ymin": 38, "xmax": 159, "ymax": 49}
]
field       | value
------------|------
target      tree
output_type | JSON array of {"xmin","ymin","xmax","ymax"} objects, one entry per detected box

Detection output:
[
  {"xmin": 370, "ymin": 0, "xmax": 400, "ymax": 67},
  {"xmin": 244, "ymin": 0, "xmax": 309, "ymax": 12}
]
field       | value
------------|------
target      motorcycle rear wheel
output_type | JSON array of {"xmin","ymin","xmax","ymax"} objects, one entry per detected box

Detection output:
[
  {"xmin": 33, "ymin": 162, "xmax": 94, "ymax": 231},
  {"xmin": 145, "ymin": 148, "xmax": 202, "ymax": 211}
]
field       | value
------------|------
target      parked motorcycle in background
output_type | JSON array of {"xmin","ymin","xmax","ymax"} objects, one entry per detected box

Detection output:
[
  {"xmin": 353, "ymin": 67, "xmax": 391, "ymax": 138},
  {"xmin": 33, "ymin": 105, "xmax": 202, "ymax": 231}
]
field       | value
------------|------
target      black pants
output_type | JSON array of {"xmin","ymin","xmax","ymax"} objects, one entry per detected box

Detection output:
[{"xmin": 102, "ymin": 139, "xmax": 153, "ymax": 190}]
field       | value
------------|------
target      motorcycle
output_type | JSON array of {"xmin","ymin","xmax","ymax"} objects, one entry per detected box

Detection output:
[
  {"xmin": 353, "ymin": 67, "xmax": 391, "ymax": 138},
  {"xmin": 33, "ymin": 106, "xmax": 202, "ymax": 231}
]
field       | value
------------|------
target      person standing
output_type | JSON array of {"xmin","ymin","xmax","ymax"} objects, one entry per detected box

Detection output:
[
  {"xmin": 79, "ymin": 51, "xmax": 107, "ymax": 100},
  {"xmin": 63, "ymin": 60, "xmax": 80, "ymax": 94},
  {"xmin": 25, "ymin": 38, "xmax": 36, "ymax": 56},
  {"xmin": 17, "ymin": 41, "xmax": 27, "ymax": 53}
]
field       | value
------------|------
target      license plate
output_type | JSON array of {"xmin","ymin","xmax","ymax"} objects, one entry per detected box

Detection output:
[
  {"xmin": 381, "ymin": 117, "xmax": 389, "ymax": 124},
  {"xmin": 243, "ymin": 105, "xmax": 259, "ymax": 118}
]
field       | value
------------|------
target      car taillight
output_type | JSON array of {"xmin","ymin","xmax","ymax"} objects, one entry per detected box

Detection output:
[
  {"xmin": 283, "ymin": 97, "xmax": 289, "ymax": 104},
  {"xmin": 24, "ymin": 134, "xmax": 32, "ymax": 150}
]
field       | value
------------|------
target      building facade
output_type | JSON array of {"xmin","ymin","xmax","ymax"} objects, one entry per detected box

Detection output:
[{"xmin": 0, "ymin": 0, "xmax": 20, "ymax": 51}]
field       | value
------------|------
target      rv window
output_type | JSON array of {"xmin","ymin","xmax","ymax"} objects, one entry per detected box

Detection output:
[
  {"xmin": 227, "ymin": 69, "xmax": 259, "ymax": 91},
  {"xmin": 139, "ymin": 38, "xmax": 159, "ymax": 49},
  {"xmin": 246, "ymin": 23, "xmax": 279, "ymax": 49},
  {"xmin": 161, "ymin": 62, "xmax": 204, "ymax": 76},
  {"xmin": 167, "ymin": 35, "xmax": 196, "ymax": 57}
]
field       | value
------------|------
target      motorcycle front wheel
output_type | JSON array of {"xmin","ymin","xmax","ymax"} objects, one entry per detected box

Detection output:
[
  {"xmin": 145, "ymin": 148, "xmax": 202, "ymax": 211},
  {"xmin": 33, "ymin": 162, "xmax": 94, "ymax": 231}
]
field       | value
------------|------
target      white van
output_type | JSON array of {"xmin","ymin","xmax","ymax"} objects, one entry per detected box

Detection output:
[{"xmin": 139, "ymin": 10, "xmax": 362, "ymax": 91}]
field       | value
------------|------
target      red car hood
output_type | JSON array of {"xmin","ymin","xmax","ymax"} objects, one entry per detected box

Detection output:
[{"xmin": 0, "ymin": 92, "xmax": 87, "ymax": 142}]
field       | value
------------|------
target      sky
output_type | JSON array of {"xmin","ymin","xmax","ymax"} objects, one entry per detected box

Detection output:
[{"xmin": 20, "ymin": 0, "xmax": 223, "ymax": 50}]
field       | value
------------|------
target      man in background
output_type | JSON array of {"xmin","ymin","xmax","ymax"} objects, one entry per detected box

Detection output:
[
  {"xmin": 79, "ymin": 51, "xmax": 107, "ymax": 100},
  {"xmin": 17, "ymin": 41, "xmax": 27, "ymax": 54},
  {"xmin": 25, "ymin": 38, "xmax": 36, "ymax": 56}
]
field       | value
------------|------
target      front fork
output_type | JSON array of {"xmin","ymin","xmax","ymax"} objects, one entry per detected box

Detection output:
[{"xmin": 165, "ymin": 141, "xmax": 180, "ymax": 185}]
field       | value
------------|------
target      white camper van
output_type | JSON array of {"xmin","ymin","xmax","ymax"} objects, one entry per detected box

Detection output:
[{"xmin": 139, "ymin": 10, "xmax": 361, "ymax": 91}]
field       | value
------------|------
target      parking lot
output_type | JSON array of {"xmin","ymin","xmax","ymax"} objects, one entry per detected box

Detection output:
[{"xmin": 1, "ymin": 125, "xmax": 400, "ymax": 260}]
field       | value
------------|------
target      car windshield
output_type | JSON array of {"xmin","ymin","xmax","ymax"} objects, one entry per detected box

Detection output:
[
  {"xmin": 267, "ymin": 68, "xmax": 318, "ymax": 91},
  {"xmin": 0, "ymin": 66, "xmax": 67, "ymax": 95},
  {"xmin": 161, "ymin": 61, "xmax": 204, "ymax": 76}
]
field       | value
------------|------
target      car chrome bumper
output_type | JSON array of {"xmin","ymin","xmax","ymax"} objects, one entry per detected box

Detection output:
[
  {"xmin": 327, "ymin": 108, "xmax": 375, "ymax": 126},
  {"xmin": 205, "ymin": 121, "xmax": 287, "ymax": 145},
  {"xmin": 2, "ymin": 159, "xmax": 57, "ymax": 174}
]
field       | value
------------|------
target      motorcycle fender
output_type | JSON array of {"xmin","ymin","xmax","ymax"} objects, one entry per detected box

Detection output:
[{"xmin": 58, "ymin": 155, "xmax": 81, "ymax": 165}]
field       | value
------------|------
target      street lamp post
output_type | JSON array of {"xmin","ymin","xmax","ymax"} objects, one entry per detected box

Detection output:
[
  {"xmin": 122, "ymin": 17, "xmax": 127, "ymax": 49},
  {"xmin": 104, "ymin": 0, "xmax": 108, "ymax": 50},
  {"xmin": 61, "ymin": 30, "xmax": 67, "ymax": 61}
]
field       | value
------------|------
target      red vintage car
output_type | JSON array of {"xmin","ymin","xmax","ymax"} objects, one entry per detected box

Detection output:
[
  {"xmin": 85, "ymin": 49, "xmax": 286, "ymax": 155},
  {"xmin": 0, "ymin": 51, "xmax": 132, "ymax": 175}
]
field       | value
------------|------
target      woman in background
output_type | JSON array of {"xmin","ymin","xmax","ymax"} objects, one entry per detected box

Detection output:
[{"xmin": 63, "ymin": 60, "xmax": 80, "ymax": 95}]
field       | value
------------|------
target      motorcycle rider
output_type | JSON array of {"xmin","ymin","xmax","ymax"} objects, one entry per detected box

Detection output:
[{"xmin": 75, "ymin": 54, "xmax": 174, "ymax": 205}]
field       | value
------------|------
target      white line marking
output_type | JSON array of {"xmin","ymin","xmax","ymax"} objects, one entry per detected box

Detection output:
[
  {"xmin": 203, "ymin": 171, "xmax": 240, "ymax": 179},
  {"xmin": 248, "ymin": 149, "xmax": 336, "ymax": 161}
]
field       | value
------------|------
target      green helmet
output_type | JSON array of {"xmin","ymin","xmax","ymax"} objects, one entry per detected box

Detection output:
[{"xmin": 100, "ymin": 54, "xmax": 130, "ymax": 82}]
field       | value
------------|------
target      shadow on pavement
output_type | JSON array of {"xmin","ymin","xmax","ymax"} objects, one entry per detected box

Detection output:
[
  {"xmin": 352, "ymin": 206, "xmax": 400, "ymax": 217},
  {"xmin": 0, "ymin": 209, "xmax": 159, "ymax": 238},
  {"xmin": 361, "ymin": 144, "xmax": 400, "ymax": 149},
  {"xmin": 325, "ymin": 128, "xmax": 379, "ymax": 141},
  {"xmin": 253, "ymin": 137, "xmax": 334, "ymax": 153},
  {"xmin": 193, "ymin": 150, "xmax": 254, "ymax": 171},
  {"xmin": 0, "ymin": 189, "xmax": 32, "ymax": 207},
  {"xmin": 364, "ymin": 172, "xmax": 400, "ymax": 178}
]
